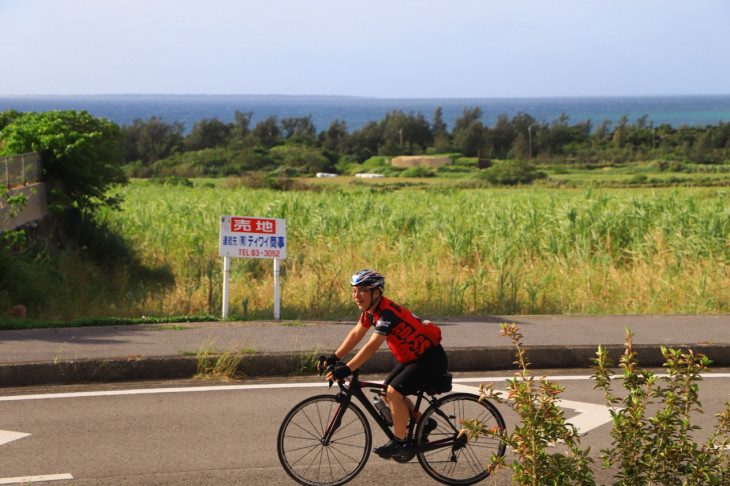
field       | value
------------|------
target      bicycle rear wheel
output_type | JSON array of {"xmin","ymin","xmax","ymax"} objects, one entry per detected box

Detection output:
[
  {"xmin": 416, "ymin": 393, "xmax": 506, "ymax": 485},
  {"xmin": 277, "ymin": 394, "xmax": 372, "ymax": 486}
]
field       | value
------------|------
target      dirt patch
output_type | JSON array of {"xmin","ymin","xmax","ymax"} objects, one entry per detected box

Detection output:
[{"xmin": 391, "ymin": 156, "xmax": 450, "ymax": 168}]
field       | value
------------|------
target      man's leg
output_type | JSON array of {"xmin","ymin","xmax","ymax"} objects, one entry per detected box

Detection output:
[{"xmin": 386, "ymin": 385, "xmax": 410, "ymax": 439}]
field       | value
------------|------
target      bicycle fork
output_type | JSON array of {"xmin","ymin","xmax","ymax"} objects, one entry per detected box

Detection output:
[{"xmin": 321, "ymin": 392, "xmax": 350, "ymax": 446}]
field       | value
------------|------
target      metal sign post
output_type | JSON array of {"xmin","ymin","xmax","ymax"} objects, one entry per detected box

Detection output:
[
  {"xmin": 222, "ymin": 256, "xmax": 231, "ymax": 318},
  {"xmin": 219, "ymin": 215, "xmax": 287, "ymax": 320},
  {"xmin": 273, "ymin": 258, "xmax": 281, "ymax": 320}
]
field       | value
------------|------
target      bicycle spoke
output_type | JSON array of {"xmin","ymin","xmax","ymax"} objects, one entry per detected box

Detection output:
[
  {"xmin": 416, "ymin": 393, "xmax": 506, "ymax": 486},
  {"xmin": 278, "ymin": 395, "xmax": 372, "ymax": 486}
]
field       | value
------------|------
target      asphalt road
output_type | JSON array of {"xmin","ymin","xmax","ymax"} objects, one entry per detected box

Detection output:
[{"xmin": 1, "ymin": 369, "xmax": 729, "ymax": 485}]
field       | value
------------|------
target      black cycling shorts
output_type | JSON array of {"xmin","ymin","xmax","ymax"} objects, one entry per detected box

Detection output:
[{"xmin": 384, "ymin": 344, "xmax": 448, "ymax": 397}]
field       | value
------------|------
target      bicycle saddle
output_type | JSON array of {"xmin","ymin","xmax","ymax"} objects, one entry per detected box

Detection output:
[{"xmin": 424, "ymin": 371, "xmax": 453, "ymax": 395}]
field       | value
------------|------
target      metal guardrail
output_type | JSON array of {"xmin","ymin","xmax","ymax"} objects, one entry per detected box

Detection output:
[{"xmin": 1, "ymin": 152, "xmax": 42, "ymax": 188}]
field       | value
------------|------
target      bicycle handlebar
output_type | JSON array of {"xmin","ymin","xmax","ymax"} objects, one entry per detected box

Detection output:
[{"xmin": 319, "ymin": 363, "xmax": 360, "ymax": 390}]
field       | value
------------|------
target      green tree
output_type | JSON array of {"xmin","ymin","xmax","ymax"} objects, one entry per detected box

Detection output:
[
  {"xmin": 349, "ymin": 121, "xmax": 383, "ymax": 162},
  {"xmin": 432, "ymin": 107, "xmax": 451, "ymax": 153},
  {"xmin": 454, "ymin": 122, "xmax": 485, "ymax": 157},
  {"xmin": 452, "ymin": 107, "xmax": 486, "ymax": 157},
  {"xmin": 252, "ymin": 116, "xmax": 281, "ymax": 147},
  {"xmin": 452, "ymin": 106, "xmax": 483, "ymax": 133},
  {"xmin": 485, "ymin": 114, "xmax": 515, "ymax": 158},
  {"xmin": 509, "ymin": 131, "xmax": 531, "ymax": 159},
  {"xmin": 0, "ymin": 110, "xmax": 128, "ymax": 212},
  {"xmin": 321, "ymin": 119, "xmax": 349, "ymax": 154},
  {"xmin": 280, "ymin": 115, "xmax": 316, "ymax": 142},
  {"xmin": 120, "ymin": 116, "xmax": 184, "ymax": 164},
  {"xmin": 232, "ymin": 110, "xmax": 253, "ymax": 141},
  {"xmin": 379, "ymin": 110, "xmax": 432, "ymax": 155},
  {"xmin": 0, "ymin": 109, "xmax": 23, "ymax": 132},
  {"xmin": 594, "ymin": 119, "xmax": 613, "ymax": 140},
  {"xmin": 185, "ymin": 118, "xmax": 231, "ymax": 151},
  {"xmin": 431, "ymin": 107, "xmax": 448, "ymax": 138},
  {"xmin": 612, "ymin": 114, "xmax": 630, "ymax": 149}
]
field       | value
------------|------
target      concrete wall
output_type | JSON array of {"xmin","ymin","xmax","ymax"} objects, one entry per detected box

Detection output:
[{"xmin": 0, "ymin": 182, "xmax": 48, "ymax": 231}]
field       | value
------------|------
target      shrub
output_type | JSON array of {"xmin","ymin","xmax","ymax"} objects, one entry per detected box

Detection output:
[
  {"xmin": 592, "ymin": 329, "xmax": 730, "ymax": 485},
  {"xmin": 399, "ymin": 166, "xmax": 434, "ymax": 178},
  {"xmin": 479, "ymin": 159, "xmax": 546, "ymax": 185},
  {"xmin": 360, "ymin": 156, "xmax": 389, "ymax": 168},
  {"xmin": 149, "ymin": 175, "xmax": 194, "ymax": 187},
  {"xmin": 454, "ymin": 156, "xmax": 478, "ymax": 167},
  {"xmin": 466, "ymin": 325, "xmax": 730, "ymax": 485},
  {"xmin": 269, "ymin": 144, "xmax": 334, "ymax": 174},
  {"xmin": 463, "ymin": 323, "xmax": 595, "ymax": 485}
]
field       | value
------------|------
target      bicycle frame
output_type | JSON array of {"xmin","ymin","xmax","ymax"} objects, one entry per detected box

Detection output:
[
  {"xmin": 323, "ymin": 369, "xmax": 464, "ymax": 454},
  {"xmin": 279, "ymin": 367, "xmax": 507, "ymax": 486}
]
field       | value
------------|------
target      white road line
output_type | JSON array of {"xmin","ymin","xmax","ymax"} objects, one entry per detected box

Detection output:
[
  {"xmin": 0, "ymin": 474, "xmax": 73, "ymax": 485},
  {"xmin": 1, "ymin": 373, "xmax": 728, "ymax": 402},
  {"xmin": 455, "ymin": 374, "xmax": 730, "ymax": 382},
  {"xmin": 0, "ymin": 382, "xmax": 331, "ymax": 402},
  {"xmin": 0, "ymin": 430, "xmax": 30, "ymax": 446}
]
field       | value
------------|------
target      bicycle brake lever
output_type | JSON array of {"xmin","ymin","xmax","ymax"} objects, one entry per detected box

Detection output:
[{"xmin": 323, "ymin": 364, "xmax": 335, "ymax": 388}]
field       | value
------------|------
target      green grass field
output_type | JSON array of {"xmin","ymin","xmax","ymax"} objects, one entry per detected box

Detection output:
[{"xmin": 79, "ymin": 177, "xmax": 730, "ymax": 321}]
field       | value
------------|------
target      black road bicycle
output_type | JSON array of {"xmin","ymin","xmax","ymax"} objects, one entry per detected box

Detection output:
[{"xmin": 277, "ymin": 367, "xmax": 506, "ymax": 486}]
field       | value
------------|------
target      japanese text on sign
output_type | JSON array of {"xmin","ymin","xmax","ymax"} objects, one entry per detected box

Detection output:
[
  {"xmin": 219, "ymin": 215, "xmax": 287, "ymax": 259},
  {"xmin": 231, "ymin": 217, "xmax": 276, "ymax": 234}
]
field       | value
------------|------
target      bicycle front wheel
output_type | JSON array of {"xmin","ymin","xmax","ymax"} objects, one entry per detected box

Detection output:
[
  {"xmin": 416, "ymin": 393, "xmax": 506, "ymax": 486},
  {"xmin": 277, "ymin": 394, "xmax": 372, "ymax": 486}
]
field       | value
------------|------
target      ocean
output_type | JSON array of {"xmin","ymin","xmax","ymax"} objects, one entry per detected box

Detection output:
[{"xmin": 1, "ymin": 94, "xmax": 729, "ymax": 134}]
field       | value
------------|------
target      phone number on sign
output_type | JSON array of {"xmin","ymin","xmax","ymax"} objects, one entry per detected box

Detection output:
[{"xmin": 238, "ymin": 249, "xmax": 281, "ymax": 258}]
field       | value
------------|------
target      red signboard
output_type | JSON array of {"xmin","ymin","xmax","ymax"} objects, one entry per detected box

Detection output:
[{"xmin": 230, "ymin": 217, "xmax": 276, "ymax": 234}]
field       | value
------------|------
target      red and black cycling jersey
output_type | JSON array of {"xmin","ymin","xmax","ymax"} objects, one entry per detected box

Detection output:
[{"xmin": 358, "ymin": 296, "xmax": 442, "ymax": 363}]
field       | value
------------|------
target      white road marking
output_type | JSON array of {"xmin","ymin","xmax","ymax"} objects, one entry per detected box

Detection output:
[
  {"xmin": 451, "ymin": 383, "xmax": 615, "ymax": 435},
  {"xmin": 553, "ymin": 398, "xmax": 615, "ymax": 435},
  {"xmin": 1, "ymin": 373, "xmax": 728, "ymax": 403},
  {"xmin": 0, "ymin": 432, "xmax": 73, "ymax": 484},
  {"xmin": 0, "ymin": 474, "xmax": 73, "ymax": 485},
  {"xmin": 0, "ymin": 382, "xmax": 332, "ymax": 402},
  {"xmin": 0, "ymin": 430, "xmax": 30, "ymax": 446}
]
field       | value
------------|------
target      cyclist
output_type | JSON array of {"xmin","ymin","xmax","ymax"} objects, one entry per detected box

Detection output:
[{"xmin": 318, "ymin": 269, "xmax": 448, "ymax": 460}]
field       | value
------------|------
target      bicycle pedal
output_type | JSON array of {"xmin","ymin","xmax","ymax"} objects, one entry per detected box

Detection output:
[{"xmin": 392, "ymin": 450, "xmax": 416, "ymax": 463}]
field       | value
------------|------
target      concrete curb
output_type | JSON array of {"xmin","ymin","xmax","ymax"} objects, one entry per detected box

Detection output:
[{"xmin": 1, "ymin": 344, "xmax": 728, "ymax": 387}]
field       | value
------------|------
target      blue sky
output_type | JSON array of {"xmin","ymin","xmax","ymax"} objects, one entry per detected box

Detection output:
[{"xmin": 1, "ymin": 0, "xmax": 728, "ymax": 98}]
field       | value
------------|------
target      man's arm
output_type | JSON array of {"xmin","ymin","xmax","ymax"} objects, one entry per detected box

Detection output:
[
  {"xmin": 345, "ymin": 332, "xmax": 387, "ymax": 371},
  {"xmin": 334, "ymin": 324, "xmax": 369, "ymax": 360}
]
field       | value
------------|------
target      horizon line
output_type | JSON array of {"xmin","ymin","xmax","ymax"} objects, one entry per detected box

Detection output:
[{"xmin": 3, "ymin": 93, "xmax": 730, "ymax": 100}]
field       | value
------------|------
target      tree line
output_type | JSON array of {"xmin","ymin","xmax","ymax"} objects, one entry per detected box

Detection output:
[
  {"xmin": 118, "ymin": 106, "xmax": 730, "ymax": 178},
  {"xmin": 2, "ymin": 107, "xmax": 730, "ymax": 188}
]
